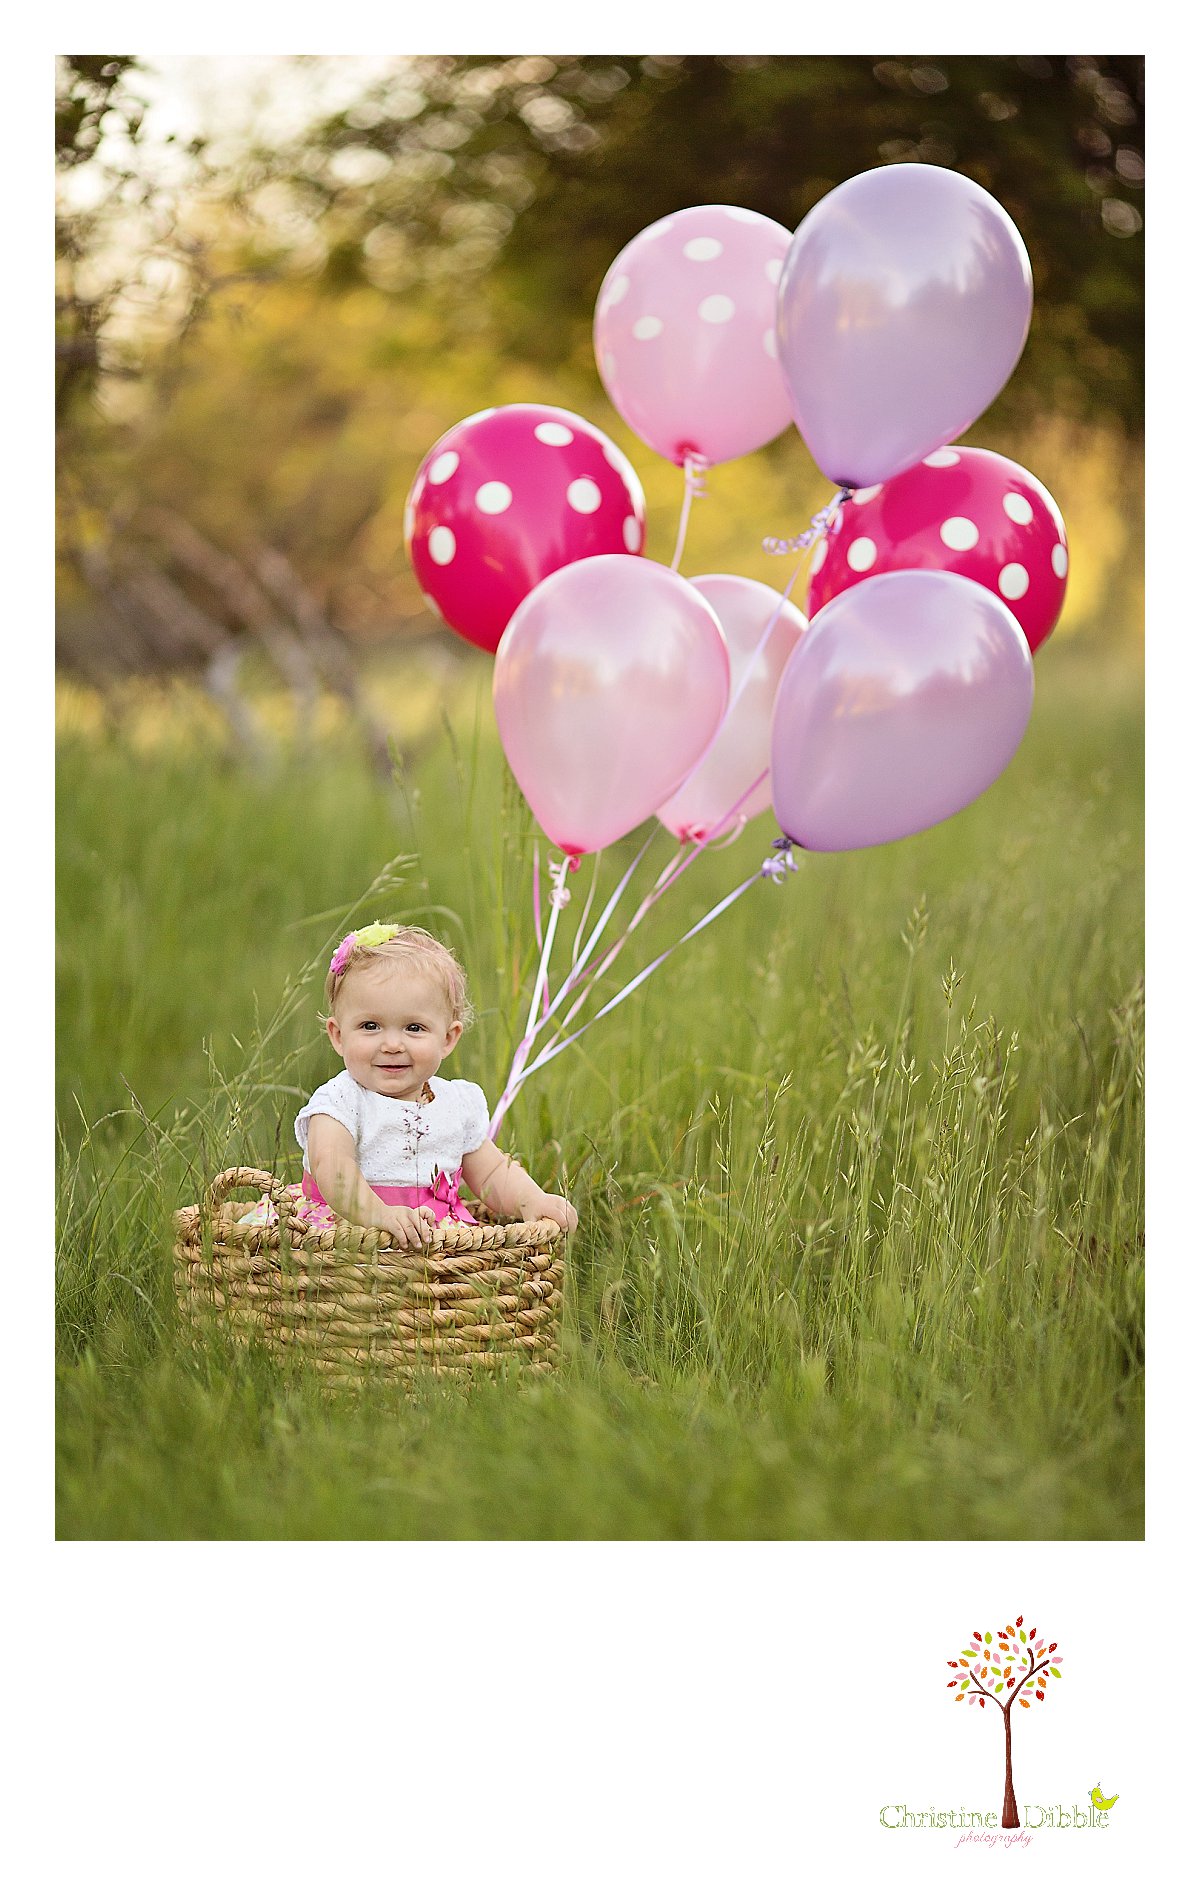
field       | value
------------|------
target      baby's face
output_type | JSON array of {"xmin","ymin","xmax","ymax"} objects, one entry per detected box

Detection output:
[{"xmin": 328, "ymin": 962, "xmax": 462, "ymax": 1101}]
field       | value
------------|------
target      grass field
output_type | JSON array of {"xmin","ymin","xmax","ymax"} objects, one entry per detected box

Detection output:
[{"xmin": 55, "ymin": 635, "xmax": 1143, "ymax": 1539}]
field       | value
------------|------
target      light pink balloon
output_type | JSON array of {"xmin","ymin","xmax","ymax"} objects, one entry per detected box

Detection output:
[
  {"xmin": 656, "ymin": 574, "xmax": 808, "ymax": 842},
  {"xmin": 494, "ymin": 555, "xmax": 730, "ymax": 857},
  {"xmin": 771, "ymin": 570, "xmax": 1033, "ymax": 852},
  {"xmin": 594, "ymin": 205, "xmax": 795, "ymax": 467}
]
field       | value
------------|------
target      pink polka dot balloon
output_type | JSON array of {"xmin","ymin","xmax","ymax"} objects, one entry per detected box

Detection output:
[
  {"xmin": 405, "ymin": 404, "xmax": 646, "ymax": 654},
  {"xmin": 593, "ymin": 205, "xmax": 794, "ymax": 468},
  {"xmin": 806, "ymin": 446, "xmax": 1068, "ymax": 654}
]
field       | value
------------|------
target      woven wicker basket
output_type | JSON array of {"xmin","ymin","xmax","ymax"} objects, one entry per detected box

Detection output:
[{"xmin": 173, "ymin": 1166, "xmax": 566, "ymax": 1386}]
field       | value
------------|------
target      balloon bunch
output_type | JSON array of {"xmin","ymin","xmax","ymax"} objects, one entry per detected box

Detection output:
[{"xmin": 405, "ymin": 166, "xmax": 1069, "ymax": 1133}]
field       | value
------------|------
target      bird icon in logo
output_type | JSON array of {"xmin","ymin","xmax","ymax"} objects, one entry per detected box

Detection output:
[{"xmin": 1090, "ymin": 1784, "xmax": 1119, "ymax": 1811}]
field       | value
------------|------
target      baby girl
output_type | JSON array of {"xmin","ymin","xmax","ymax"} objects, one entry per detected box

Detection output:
[{"xmin": 276, "ymin": 922, "xmax": 578, "ymax": 1246}]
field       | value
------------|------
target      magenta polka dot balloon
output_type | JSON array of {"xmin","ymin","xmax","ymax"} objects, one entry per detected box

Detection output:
[
  {"xmin": 807, "ymin": 447, "xmax": 1068, "ymax": 654},
  {"xmin": 406, "ymin": 404, "xmax": 646, "ymax": 653}
]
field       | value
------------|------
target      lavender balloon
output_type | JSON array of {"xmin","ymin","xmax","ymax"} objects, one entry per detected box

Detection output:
[
  {"xmin": 494, "ymin": 555, "xmax": 730, "ymax": 857},
  {"xmin": 771, "ymin": 570, "xmax": 1033, "ymax": 852},
  {"xmin": 776, "ymin": 165, "xmax": 1034, "ymax": 488}
]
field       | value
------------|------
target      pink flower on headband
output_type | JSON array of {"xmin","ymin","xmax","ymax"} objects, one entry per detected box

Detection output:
[
  {"xmin": 329, "ymin": 934, "xmax": 357, "ymax": 978},
  {"xmin": 329, "ymin": 921, "xmax": 400, "ymax": 978}
]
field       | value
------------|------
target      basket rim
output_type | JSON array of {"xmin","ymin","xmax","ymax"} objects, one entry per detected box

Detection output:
[{"xmin": 173, "ymin": 1165, "xmax": 565, "ymax": 1256}]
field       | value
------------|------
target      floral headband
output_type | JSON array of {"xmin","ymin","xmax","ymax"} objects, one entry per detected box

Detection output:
[{"xmin": 329, "ymin": 921, "xmax": 400, "ymax": 979}]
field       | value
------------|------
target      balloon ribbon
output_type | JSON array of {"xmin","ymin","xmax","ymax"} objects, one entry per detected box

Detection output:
[
  {"xmin": 488, "ymin": 831, "xmax": 800, "ymax": 1137},
  {"xmin": 763, "ymin": 484, "xmax": 855, "ymax": 556},
  {"xmin": 486, "ymin": 481, "xmax": 835, "ymax": 1139},
  {"xmin": 669, "ymin": 452, "xmax": 710, "ymax": 573}
]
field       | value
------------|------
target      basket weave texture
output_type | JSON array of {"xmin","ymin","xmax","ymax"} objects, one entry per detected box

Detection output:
[{"xmin": 173, "ymin": 1167, "xmax": 566, "ymax": 1385}]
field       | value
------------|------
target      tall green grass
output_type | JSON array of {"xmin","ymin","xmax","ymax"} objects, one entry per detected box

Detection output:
[{"xmin": 55, "ymin": 641, "xmax": 1143, "ymax": 1538}]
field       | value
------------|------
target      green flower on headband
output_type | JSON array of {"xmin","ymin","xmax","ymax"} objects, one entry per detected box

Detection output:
[
  {"xmin": 355, "ymin": 922, "xmax": 400, "ymax": 948},
  {"xmin": 330, "ymin": 921, "xmax": 401, "ymax": 977}
]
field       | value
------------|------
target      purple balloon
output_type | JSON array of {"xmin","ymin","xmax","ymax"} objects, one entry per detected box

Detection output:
[
  {"xmin": 776, "ymin": 165, "xmax": 1034, "ymax": 488},
  {"xmin": 771, "ymin": 570, "xmax": 1034, "ymax": 852}
]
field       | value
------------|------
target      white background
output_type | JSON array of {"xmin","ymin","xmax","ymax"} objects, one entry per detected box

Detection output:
[
  {"xmin": 38, "ymin": 1545, "xmax": 1181, "ymax": 1890},
  {"xmin": 25, "ymin": 5, "xmax": 1190, "ymax": 1891}
]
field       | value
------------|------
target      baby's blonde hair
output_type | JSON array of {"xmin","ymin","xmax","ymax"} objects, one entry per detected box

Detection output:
[{"xmin": 323, "ymin": 925, "xmax": 474, "ymax": 1028}]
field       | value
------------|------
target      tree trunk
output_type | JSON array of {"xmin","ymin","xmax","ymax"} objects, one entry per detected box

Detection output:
[{"xmin": 1001, "ymin": 1708, "xmax": 1019, "ymax": 1828}]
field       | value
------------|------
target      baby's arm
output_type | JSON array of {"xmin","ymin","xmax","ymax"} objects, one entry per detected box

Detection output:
[
  {"xmin": 306, "ymin": 1114, "xmax": 436, "ymax": 1249},
  {"xmin": 461, "ymin": 1138, "xmax": 579, "ymax": 1232}
]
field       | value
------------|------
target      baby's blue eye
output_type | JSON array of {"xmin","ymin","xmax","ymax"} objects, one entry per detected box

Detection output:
[
  {"xmin": 360, "ymin": 1020, "xmax": 379, "ymax": 1031},
  {"xmin": 407, "ymin": 1023, "xmax": 426, "ymax": 1034}
]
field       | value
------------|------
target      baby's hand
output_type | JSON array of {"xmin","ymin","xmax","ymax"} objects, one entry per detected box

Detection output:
[
  {"xmin": 380, "ymin": 1204, "xmax": 438, "ymax": 1249},
  {"xmin": 537, "ymin": 1193, "xmax": 579, "ymax": 1234}
]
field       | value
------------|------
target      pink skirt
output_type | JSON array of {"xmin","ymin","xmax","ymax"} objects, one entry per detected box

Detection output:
[{"xmin": 239, "ymin": 1168, "xmax": 478, "ymax": 1230}]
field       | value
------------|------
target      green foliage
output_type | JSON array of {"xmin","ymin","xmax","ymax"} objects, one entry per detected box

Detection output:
[
  {"xmin": 55, "ymin": 265, "xmax": 1142, "ymax": 654},
  {"xmin": 55, "ymin": 53, "xmax": 213, "ymax": 424},
  {"xmin": 285, "ymin": 53, "xmax": 1144, "ymax": 431},
  {"xmin": 54, "ymin": 53, "xmax": 1144, "ymax": 667},
  {"xmin": 56, "ymin": 643, "xmax": 1143, "ymax": 1538},
  {"xmin": 56, "ymin": 55, "xmax": 143, "ymax": 168}
]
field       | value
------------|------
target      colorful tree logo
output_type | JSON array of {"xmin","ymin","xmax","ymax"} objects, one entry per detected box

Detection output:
[{"xmin": 946, "ymin": 1618, "xmax": 1064, "ymax": 1828}]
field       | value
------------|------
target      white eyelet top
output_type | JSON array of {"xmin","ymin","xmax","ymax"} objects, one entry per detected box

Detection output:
[{"xmin": 294, "ymin": 1072, "xmax": 490, "ymax": 1186}]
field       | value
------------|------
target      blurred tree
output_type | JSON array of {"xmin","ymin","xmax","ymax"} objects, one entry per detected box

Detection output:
[
  {"xmin": 55, "ymin": 59, "xmax": 397, "ymax": 752},
  {"xmin": 55, "ymin": 55, "xmax": 220, "ymax": 423},
  {"xmin": 55, "ymin": 52, "xmax": 1144, "ymax": 683},
  {"xmin": 272, "ymin": 53, "xmax": 1143, "ymax": 431}
]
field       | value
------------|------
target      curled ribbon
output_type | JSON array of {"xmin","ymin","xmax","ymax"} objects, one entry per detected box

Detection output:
[
  {"xmin": 550, "ymin": 853, "xmax": 580, "ymax": 906},
  {"xmin": 683, "ymin": 452, "xmax": 710, "ymax": 497},
  {"xmin": 761, "ymin": 839, "xmax": 801, "ymax": 884},
  {"xmin": 763, "ymin": 484, "xmax": 855, "ymax": 557},
  {"xmin": 670, "ymin": 453, "xmax": 712, "ymax": 571}
]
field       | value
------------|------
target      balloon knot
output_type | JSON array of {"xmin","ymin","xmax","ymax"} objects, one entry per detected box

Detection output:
[
  {"xmin": 761, "ymin": 840, "xmax": 802, "ymax": 884},
  {"xmin": 549, "ymin": 853, "xmax": 580, "ymax": 903},
  {"xmin": 683, "ymin": 452, "xmax": 710, "ymax": 498}
]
